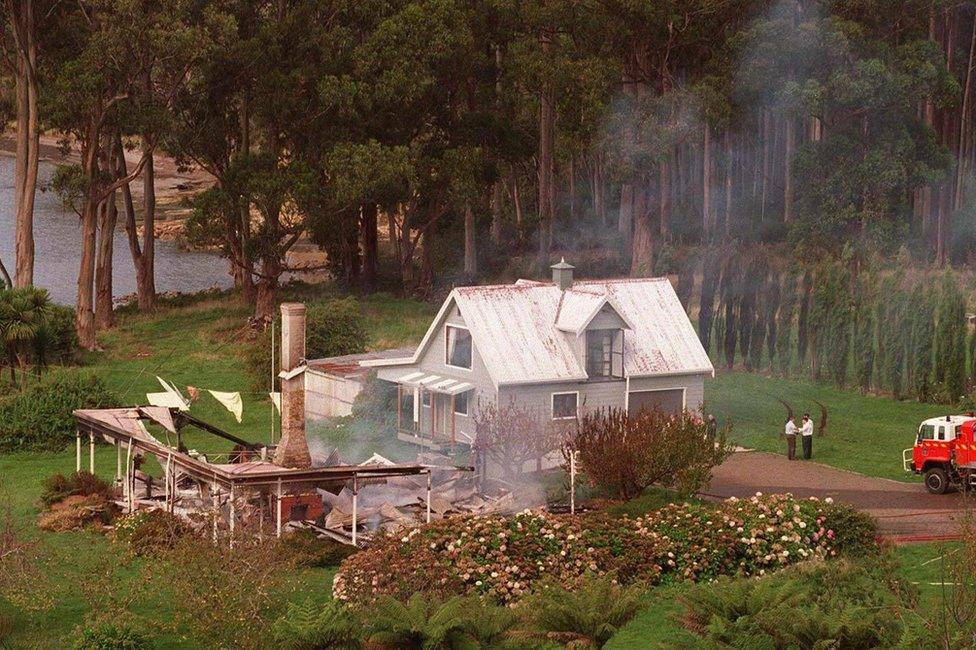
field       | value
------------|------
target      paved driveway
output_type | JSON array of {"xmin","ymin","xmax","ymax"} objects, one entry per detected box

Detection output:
[{"xmin": 706, "ymin": 451, "xmax": 975, "ymax": 541}]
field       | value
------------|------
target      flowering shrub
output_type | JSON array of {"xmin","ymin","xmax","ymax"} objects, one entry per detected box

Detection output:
[
  {"xmin": 334, "ymin": 510, "xmax": 664, "ymax": 606},
  {"xmin": 334, "ymin": 493, "xmax": 874, "ymax": 605},
  {"xmin": 637, "ymin": 493, "xmax": 860, "ymax": 583}
]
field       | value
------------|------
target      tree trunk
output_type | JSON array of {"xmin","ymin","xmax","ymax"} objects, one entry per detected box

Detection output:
[
  {"xmin": 118, "ymin": 135, "xmax": 157, "ymax": 312},
  {"xmin": 659, "ymin": 158, "xmax": 670, "ymax": 240},
  {"xmin": 0, "ymin": 254, "xmax": 12, "ymax": 289},
  {"xmin": 77, "ymin": 195, "xmax": 99, "ymax": 350},
  {"xmin": 702, "ymin": 123, "xmax": 712, "ymax": 242},
  {"xmin": 724, "ymin": 130, "xmax": 733, "ymax": 237},
  {"xmin": 11, "ymin": 0, "xmax": 38, "ymax": 288},
  {"xmin": 95, "ymin": 195, "xmax": 117, "ymax": 329},
  {"xmin": 618, "ymin": 183, "xmax": 633, "ymax": 244},
  {"xmin": 630, "ymin": 182, "xmax": 652, "ymax": 275},
  {"xmin": 954, "ymin": 13, "xmax": 976, "ymax": 212},
  {"xmin": 537, "ymin": 31, "xmax": 555, "ymax": 266},
  {"xmin": 463, "ymin": 202, "xmax": 477, "ymax": 276},
  {"xmin": 361, "ymin": 203, "xmax": 378, "ymax": 290},
  {"xmin": 784, "ymin": 114, "xmax": 795, "ymax": 223}
]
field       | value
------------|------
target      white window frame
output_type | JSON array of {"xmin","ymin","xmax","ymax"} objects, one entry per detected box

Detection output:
[
  {"xmin": 626, "ymin": 387, "xmax": 687, "ymax": 415},
  {"xmin": 444, "ymin": 324, "xmax": 473, "ymax": 371},
  {"xmin": 551, "ymin": 391, "xmax": 579, "ymax": 420}
]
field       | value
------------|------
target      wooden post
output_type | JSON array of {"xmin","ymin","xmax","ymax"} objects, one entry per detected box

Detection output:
[
  {"xmin": 88, "ymin": 432, "xmax": 95, "ymax": 474},
  {"xmin": 425, "ymin": 471, "xmax": 432, "ymax": 524},
  {"xmin": 275, "ymin": 478, "xmax": 283, "ymax": 538},
  {"xmin": 125, "ymin": 438, "xmax": 133, "ymax": 512},
  {"xmin": 451, "ymin": 395, "xmax": 456, "ymax": 449},
  {"xmin": 229, "ymin": 485, "xmax": 236, "ymax": 549},
  {"xmin": 164, "ymin": 453, "xmax": 172, "ymax": 511},
  {"xmin": 397, "ymin": 384, "xmax": 402, "ymax": 434},
  {"xmin": 352, "ymin": 474, "xmax": 359, "ymax": 546},
  {"xmin": 211, "ymin": 485, "xmax": 218, "ymax": 545},
  {"xmin": 115, "ymin": 443, "xmax": 122, "ymax": 484},
  {"xmin": 75, "ymin": 431, "xmax": 81, "ymax": 472}
]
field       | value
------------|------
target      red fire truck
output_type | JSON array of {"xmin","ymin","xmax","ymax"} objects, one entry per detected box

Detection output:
[{"xmin": 903, "ymin": 414, "xmax": 976, "ymax": 493}]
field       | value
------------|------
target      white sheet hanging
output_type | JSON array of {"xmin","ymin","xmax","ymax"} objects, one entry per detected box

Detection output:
[
  {"xmin": 146, "ymin": 392, "xmax": 186, "ymax": 410},
  {"xmin": 208, "ymin": 390, "xmax": 243, "ymax": 423},
  {"xmin": 269, "ymin": 392, "xmax": 281, "ymax": 413}
]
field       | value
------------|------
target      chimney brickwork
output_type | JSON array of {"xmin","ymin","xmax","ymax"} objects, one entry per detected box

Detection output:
[{"xmin": 274, "ymin": 302, "xmax": 312, "ymax": 469}]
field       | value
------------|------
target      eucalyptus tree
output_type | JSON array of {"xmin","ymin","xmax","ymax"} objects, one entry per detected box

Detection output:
[{"xmin": 44, "ymin": 0, "xmax": 207, "ymax": 348}]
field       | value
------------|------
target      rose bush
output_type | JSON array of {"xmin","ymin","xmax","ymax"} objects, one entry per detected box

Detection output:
[{"xmin": 333, "ymin": 493, "xmax": 874, "ymax": 606}]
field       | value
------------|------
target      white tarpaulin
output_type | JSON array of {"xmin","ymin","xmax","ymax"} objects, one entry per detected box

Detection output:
[
  {"xmin": 208, "ymin": 390, "xmax": 243, "ymax": 423},
  {"xmin": 139, "ymin": 406, "xmax": 178, "ymax": 434},
  {"xmin": 269, "ymin": 392, "xmax": 281, "ymax": 413}
]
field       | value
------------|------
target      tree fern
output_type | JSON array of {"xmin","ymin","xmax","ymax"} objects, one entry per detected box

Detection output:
[
  {"xmin": 528, "ymin": 574, "xmax": 645, "ymax": 648},
  {"xmin": 272, "ymin": 599, "xmax": 362, "ymax": 650}
]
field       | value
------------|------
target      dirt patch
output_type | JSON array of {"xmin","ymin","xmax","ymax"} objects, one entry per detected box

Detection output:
[{"xmin": 706, "ymin": 451, "xmax": 976, "ymax": 541}]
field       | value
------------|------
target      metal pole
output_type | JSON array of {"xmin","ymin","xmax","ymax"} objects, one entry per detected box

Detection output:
[
  {"xmin": 425, "ymin": 471, "xmax": 432, "ymax": 524},
  {"xmin": 275, "ymin": 478, "xmax": 283, "ymax": 538},
  {"xmin": 352, "ymin": 475, "xmax": 358, "ymax": 546},
  {"xmin": 88, "ymin": 432, "xmax": 95, "ymax": 474},
  {"xmin": 75, "ymin": 431, "xmax": 81, "ymax": 472},
  {"xmin": 570, "ymin": 450, "xmax": 576, "ymax": 515}
]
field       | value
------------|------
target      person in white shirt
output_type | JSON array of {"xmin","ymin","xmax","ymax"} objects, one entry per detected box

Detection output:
[
  {"xmin": 800, "ymin": 413, "xmax": 814, "ymax": 459},
  {"xmin": 784, "ymin": 416, "xmax": 798, "ymax": 460}
]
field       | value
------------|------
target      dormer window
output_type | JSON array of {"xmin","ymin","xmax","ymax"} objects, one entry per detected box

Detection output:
[
  {"xmin": 586, "ymin": 328, "xmax": 623, "ymax": 378},
  {"xmin": 445, "ymin": 325, "xmax": 472, "ymax": 370}
]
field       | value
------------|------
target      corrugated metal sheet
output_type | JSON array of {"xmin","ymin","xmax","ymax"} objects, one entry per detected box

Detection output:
[{"xmin": 452, "ymin": 277, "xmax": 712, "ymax": 386}]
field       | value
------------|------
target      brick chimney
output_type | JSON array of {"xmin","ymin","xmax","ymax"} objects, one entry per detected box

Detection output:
[{"xmin": 273, "ymin": 303, "xmax": 312, "ymax": 469}]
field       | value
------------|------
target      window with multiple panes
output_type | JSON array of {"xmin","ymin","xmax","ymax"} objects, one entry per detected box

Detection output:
[
  {"xmin": 445, "ymin": 325, "xmax": 472, "ymax": 369},
  {"xmin": 421, "ymin": 390, "xmax": 431, "ymax": 407},
  {"xmin": 551, "ymin": 392, "xmax": 578, "ymax": 419},
  {"xmin": 585, "ymin": 329, "xmax": 623, "ymax": 378}
]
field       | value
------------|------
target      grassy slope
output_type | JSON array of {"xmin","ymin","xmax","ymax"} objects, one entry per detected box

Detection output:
[
  {"xmin": 0, "ymin": 289, "xmax": 434, "ymax": 648},
  {"xmin": 706, "ymin": 371, "xmax": 951, "ymax": 482}
]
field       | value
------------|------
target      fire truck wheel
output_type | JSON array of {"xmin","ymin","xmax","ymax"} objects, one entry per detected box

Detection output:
[{"xmin": 924, "ymin": 467, "xmax": 949, "ymax": 495}]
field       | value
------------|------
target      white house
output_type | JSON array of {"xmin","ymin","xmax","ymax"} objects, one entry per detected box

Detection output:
[{"xmin": 306, "ymin": 261, "xmax": 714, "ymax": 449}]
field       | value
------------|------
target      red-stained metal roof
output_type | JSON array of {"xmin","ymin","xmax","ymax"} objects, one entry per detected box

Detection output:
[{"xmin": 369, "ymin": 277, "xmax": 713, "ymax": 387}]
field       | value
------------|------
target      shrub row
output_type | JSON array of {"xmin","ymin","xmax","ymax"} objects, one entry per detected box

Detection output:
[
  {"xmin": 0, "ymin": 372, "xmax": 117, "ymax": 453},
  {"xmin": 333, "ymin": 493, "xmax": 875, "ymax": 606}
]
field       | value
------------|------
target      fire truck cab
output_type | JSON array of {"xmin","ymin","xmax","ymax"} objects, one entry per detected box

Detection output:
[{"xmin": 903, "ymin": 414, "xmax": 976, "ymax": 494}]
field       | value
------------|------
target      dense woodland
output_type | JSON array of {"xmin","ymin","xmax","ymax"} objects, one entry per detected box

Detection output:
[{"xmin": 3, "ymin": 1, "xmax": 976, "ymax": 352}]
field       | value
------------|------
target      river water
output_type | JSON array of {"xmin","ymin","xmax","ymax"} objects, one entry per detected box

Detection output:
[{"xmin": 0, "ymin": 156, "xmax": 232, "ymax": 305}]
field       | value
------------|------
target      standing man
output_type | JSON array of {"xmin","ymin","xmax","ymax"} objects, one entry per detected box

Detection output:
[
  {"xmin": 706, "ymin": 414, "xmax": 718, "ymax": 444},
  {"xmin": 784, "ymin": 416, "xmax": 798, "ymax": 460},
  {"xmin": 800, "ymin": 413, "xmax": 814, "ymax": 459}
]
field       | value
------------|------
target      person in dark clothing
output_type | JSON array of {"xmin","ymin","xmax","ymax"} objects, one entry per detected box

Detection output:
[
  {"xmin": 706, "ymin": 414, "xmax": 718, "ymax": 443},
  {"xmin": 784, "ymin": 416, "xmax": 798, "ymax": 460}
]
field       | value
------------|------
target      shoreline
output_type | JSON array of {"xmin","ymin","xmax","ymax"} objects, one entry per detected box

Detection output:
[{"xmin": 0, "ymin": 131, "xmax": 214, "ymax": 241}]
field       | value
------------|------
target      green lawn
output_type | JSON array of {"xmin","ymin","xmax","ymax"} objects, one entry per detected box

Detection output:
[{"xmin": 706, "ymin": 371, "xmax": 950, "ymax": 482}]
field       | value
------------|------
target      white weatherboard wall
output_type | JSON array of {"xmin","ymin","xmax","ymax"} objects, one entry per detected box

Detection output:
[
  {"xmin": 305, "ymin": 369, "xmax": 362, "ymax": 418},
  {"xmin": 408, "ymin": 305, "xmax": 495, "ymax": 442}
]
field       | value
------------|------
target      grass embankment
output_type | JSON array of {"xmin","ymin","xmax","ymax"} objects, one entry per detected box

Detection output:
[
  {"xmin": 0, "ymin": 288, "xmax": 959, "ymax": 646},
  {"xmin": 706, "ymin": 371, "xmax": 950, "ymax": 482},
  {"xmin": 0, "ymin": 288, "xmax": 435, "ymax": 648}
]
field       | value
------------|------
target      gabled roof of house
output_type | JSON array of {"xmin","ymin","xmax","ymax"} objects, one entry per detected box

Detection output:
[{"xmin": 363, "ymin": 276, "xmax": 713, "ymax": 387}]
